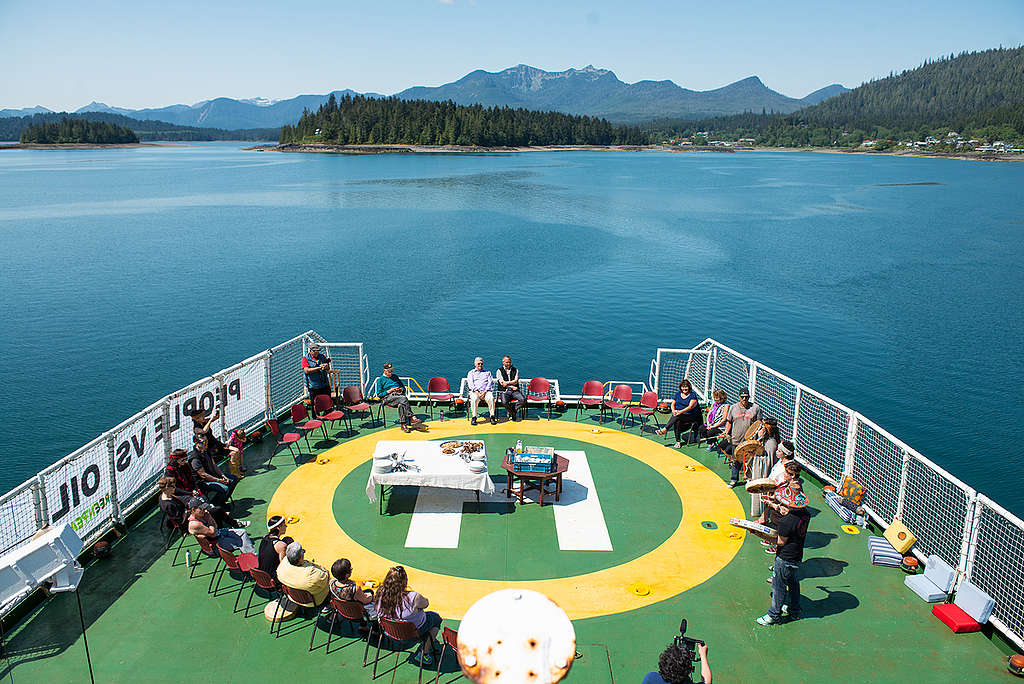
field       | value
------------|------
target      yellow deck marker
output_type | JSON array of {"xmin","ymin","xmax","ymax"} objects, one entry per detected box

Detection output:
[
  {"xmin": 841, "ymin": 524, "xmax": 861, "ymax": 535},
  {"xmin": 270, "ymin": 420, "xmax": 744, "ymax": 620}
]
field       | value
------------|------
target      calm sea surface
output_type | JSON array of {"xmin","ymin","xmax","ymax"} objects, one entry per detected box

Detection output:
[{"xmin": 1, "ymin": 143, "xmax": 1022, "ymax": 514}]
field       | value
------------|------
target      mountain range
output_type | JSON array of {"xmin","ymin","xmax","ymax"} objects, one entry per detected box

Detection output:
[{"xmin": 0, "ymin": 65, "xmax": 846, "ymax": 129}]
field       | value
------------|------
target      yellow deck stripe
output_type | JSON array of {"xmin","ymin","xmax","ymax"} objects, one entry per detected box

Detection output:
[{"xmin": 269, "ymin": 420, "xmax": 744, "ymax": 620}]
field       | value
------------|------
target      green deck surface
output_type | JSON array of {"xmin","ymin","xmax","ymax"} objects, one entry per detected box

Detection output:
[{"xmin": 3, "ymin": 408, "xmax": 1014, "ymax": 683}]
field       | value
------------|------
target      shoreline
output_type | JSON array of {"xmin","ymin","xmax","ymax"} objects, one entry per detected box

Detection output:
[
  {"xmin": 249, "ymin": 142, "xmax": 1023, "ymax": 161},
  {"xmin": 0, "ymin": 142, "xmax": 168, "ymax": 150}
]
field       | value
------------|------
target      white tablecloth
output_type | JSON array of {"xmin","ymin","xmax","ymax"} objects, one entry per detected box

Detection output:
[{"xmin": 365, "ymin": 440, "xmax": 496, "ymax": 502}]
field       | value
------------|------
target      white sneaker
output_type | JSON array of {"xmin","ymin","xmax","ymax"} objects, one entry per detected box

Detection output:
[{"xmin": 237, "ymin": 520, "xmax": 251, "ymax": 528}]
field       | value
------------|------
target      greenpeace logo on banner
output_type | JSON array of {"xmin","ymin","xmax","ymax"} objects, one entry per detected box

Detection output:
[{"xmin": 49, "ymin": 362, "xmax": 265, "ymax": 534}]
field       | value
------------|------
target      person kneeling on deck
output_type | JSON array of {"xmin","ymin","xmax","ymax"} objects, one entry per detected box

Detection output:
[
  {"xmin": 643, "ymin": 640, "xmax": 711, "ymax": 684},
  {"xmin": 378, "ymin": 362, "xmax": 420, "ymax": 433},
  {"xmin": 186, "ymin": 498, "xmax": 254, "ymax": 554},
  {"xmin": 258, "ymin": 515, "xmax": 293, "ymax": 579},
  {"xmin": 330, "ymin": 558, "xmax": 377, "ymax": 633},
  {"xmin": 375, "ymin": 565, "xmax": 443, "ymax": 667},
  {"xmin": 277, "ymin": 541, "xmax": 331, "ymax": 609},
  {"xmin": 190, "ymin": 433, "xmax": 238, "ymax": 506},
  {"xmin": 467, "ymin": 357, "xmax": 496, "ymax": 425},
  {"xmin": 497, "ymin": 355, "xmax": 525, "ymax": 421},
  {"xmin": 757, "ymin": 485, "xmax": 810, "ymax": 626},
  {"xmin": 723, "ymin": 388, "xmax": 762, "ymax": 488}
]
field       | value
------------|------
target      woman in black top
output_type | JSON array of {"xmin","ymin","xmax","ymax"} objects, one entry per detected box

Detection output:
[
  {"xmin": 257, "ymin": 515, "xmax": 293, "ymax": 577},
  {"xmin": 158, "ymin": 477, "xmax": 246, "ymax": 530}
]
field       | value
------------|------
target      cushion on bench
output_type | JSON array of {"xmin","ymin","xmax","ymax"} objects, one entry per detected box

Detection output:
[
  {"xmin": 952, "ymin": 580, "xmax": 995, "ymax": 624},
  {"xmin": 905, "ymin": 573, "xmax": 948, "ymax": 602},
  {"xmin": 932, "ymin": 603, "xmax": 981, "ymax": 633},
  {"xmin": 867, "ymin": 536, "xmax": 902, "ymax": 567},
  {"xmin": 922, "ymin": 555, "xmax": 956, "ymax": 593},
  {"xmin": 825, "ymin": 491, "xmax": 857, "ymax": 523}
]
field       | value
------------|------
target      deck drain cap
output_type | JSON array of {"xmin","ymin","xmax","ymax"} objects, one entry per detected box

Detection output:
[
  {"xmin": 629, "ymin": 583, "xmax": 651, "ymax": 596},
  {"xmin": 701, "ymin": 521, "xmax": 718, "ymax": 530}
]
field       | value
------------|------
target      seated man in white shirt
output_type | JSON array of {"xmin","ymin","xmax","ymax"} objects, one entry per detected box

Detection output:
[{"xmin": 466, "ymin": 357, "xmax": 496, "ymax": 425}]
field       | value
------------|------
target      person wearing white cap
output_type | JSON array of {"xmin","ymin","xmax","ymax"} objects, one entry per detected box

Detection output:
[{"xmin": 302, "ymin": 343, "xmax": 332, "ymax": 406}]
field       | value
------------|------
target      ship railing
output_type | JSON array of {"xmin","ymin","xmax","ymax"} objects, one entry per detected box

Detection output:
[{"xmin": 652, "ymin": 339, "xmax": 1024, "ymax": 650}]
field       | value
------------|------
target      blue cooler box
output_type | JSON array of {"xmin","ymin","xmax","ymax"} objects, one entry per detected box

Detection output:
[{"xmin": 512, "ymin": 446, "xmax": 555, "ymax": 473}]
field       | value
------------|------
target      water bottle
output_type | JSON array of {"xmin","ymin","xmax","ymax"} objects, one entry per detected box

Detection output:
[
  {"xmin": 440, "ymin": 410, "xmax": 445, "ymax": 422},
  {"xmin": 185, "ymin": 550, "xmax": 192, "ymax": 569},
  {"xmin": 515, "ymin": 439, "xmax": 523, "ymax": 455}
]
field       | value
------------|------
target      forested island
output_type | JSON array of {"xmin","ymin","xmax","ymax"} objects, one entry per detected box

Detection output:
[
  {"xmin": 0, "ymin": 112, "xmax": 279, "ymax": 143},
  {"xmin": 279, "ymin": 94, "xmax": 649, "ymax": 147},
  {"xmin": 19, "ymin": 118, "xmax": 138, "ymax": 144}
]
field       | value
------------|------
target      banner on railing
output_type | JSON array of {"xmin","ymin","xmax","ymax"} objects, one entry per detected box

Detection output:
[
  {"xmin": 41, "ymin": 439, "xmax": 112, "ymax": 539},
  {"xmin": 168, "ymin": 378, "xmax": 222, "ymax": 451},
  {"xmin": 112, "ymin": 402, "xmax": 167, "ymax": 507},
  {"xmin": 223, "ymin": 357, "xmax": 268, "ymax": 431}
]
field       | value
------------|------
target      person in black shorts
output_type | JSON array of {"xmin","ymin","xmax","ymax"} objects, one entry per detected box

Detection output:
[{"xmin": 758, "ymin": 485, "xmax": 810, "ymax": 625}]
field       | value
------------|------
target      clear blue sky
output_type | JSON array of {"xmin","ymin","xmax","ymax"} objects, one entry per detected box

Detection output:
[{"xmin": 2, "ymin": 0, "xmax": 1022, "ymax": 111}]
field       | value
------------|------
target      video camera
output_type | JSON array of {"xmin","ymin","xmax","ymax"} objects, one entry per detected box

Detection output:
[{"xmin": 672, "ymin": 619, "xmax": 705, "ymax": 661}]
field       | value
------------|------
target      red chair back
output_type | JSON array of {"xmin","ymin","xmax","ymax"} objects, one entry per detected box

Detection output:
[
  {"xmin": 611, "ymin": 384, "xmax": 633, "ymax": 403},
  {"xmin": 427, "ymin": 377, "xmax": 450, "ymax": 394},
  {"xmin": 380, "ymin": 617, "xmax": 420, "ymax": 642},
  {"xmin": 250, "ymin": 567, "xmax": 279, "ymax": 591},
  {"xmin": 216, "ymin": 545, "xmax": 240, "ymax": 570},
  {"xmin": 268, "ymin": 419, "xmax": 282, "ymax": 438},
  {"xmin": 640, "ymin": 391, "xmax": 659, "ymax": 410},
  {"xmin": 313, "ymin": 394, "xmax": 334, "ymax": 414},
  {"xmin": 527, "ymin": 377, "xmax": 551, "ymax": 398},
  {"xmin": 581, "ymin": 380, "xmax": 604, "ymax": 399},
  {"xmin": 442, "ymin": 626, "xmax": 458, "ymax": 649},
  {"xmin": 290, "ymin": 403, "xmax": 309, "ymax": 423},
  {"xmin": 282, "ymin": 584, "xmax": 316, "ymax": 607},
  {"xmin": 331, "ymin": 597, "xmax": 366, "ymax": 621},
  {"xmin": 342, "ymin": 385, "xmax": 365, "ymax": 405}
]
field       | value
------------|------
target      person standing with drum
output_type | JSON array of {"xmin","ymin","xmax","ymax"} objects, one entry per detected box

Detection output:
[
  {"xmin": 757, "ymin": 486, "xmax": 810, "ymax": 626},
  {"xmin": 723, "ymin": 388, "xmax": 762, "ymax": 487},
  {"xmin": 749, "ymin": 417, "xmax": 781, "ymax": 516}
]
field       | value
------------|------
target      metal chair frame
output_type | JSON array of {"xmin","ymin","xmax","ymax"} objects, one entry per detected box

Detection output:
[{"xmin": 373, "ymin": 617, "xmax": 431, "ymax": 684}]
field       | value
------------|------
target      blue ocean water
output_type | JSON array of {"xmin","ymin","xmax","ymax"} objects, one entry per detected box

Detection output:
[{"xmin": 0, "ymin": 143, "xmax": 1021, "ymax": 514}]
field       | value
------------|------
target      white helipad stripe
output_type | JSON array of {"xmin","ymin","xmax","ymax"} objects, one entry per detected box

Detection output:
[
  {"xmin": 553, "ymin": 450, "xmax": 613, "ymax": 551},
  {"xmin": 405, "ymin": 488, "xmax": 505, "ymax": 548}
]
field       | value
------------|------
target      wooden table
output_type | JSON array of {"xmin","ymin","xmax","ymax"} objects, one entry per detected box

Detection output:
[{"xmin": 502, "ymin": 454, "xmax": 569, "ymax": 506}]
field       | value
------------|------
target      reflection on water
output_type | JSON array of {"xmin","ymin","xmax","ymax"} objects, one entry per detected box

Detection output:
[{"xmin": 0, "ymin": 143, "xmax": 1022, "ymax": 515}]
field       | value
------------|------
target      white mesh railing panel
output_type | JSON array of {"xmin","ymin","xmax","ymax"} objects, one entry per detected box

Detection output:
[
  {"xmin": 321, "ymin": 343, "xmax": 364, "ymax": 393},
  {"xmin": 850, "ymin": 421, "xmax": 902, "ymax": 525},
  {"xmin": 270, "ymin": 336, "xmax": 307, "ymax": 416},
  {"xmin": 968, "ymin": 501, "xmax": 1024, "ymax": 646},
  {"xmin": 712, "ymin": 348, "xmax": 751, "ymax": 399},
  {"xmin": 111, "ymin": 402, "xmax": 167, "ymax": 516},
  {"xmin": 751, "ymin": 367, "xmax": 797, "ymax": 441},
  {"xmin": 793, "ymin": 392, "xmax": 848, "ymax": 483},
  {"xmin": 39, "ymin": 439, "xmax": 113, "ymax": 543},
  {"xmin": 656, "ymin": 352, "xmax": 691, "ymax": 400},
  {"xmin": 901, "ymin": 455, "xmax": 971, "ymax": 568},
  {"xmin": 0, "ymin": 481, "xmax": 40, "ymax": 555},
  {"xmin": 222, "ymin": 355, "xmax": 269, "ymax": 432}
]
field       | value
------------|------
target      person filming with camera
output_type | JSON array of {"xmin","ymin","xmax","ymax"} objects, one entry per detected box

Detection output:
[{"xmin": 642, "ymin": 621, "xmax": 711, "ymax": 684}]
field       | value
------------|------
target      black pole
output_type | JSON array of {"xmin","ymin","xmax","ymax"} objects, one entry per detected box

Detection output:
[{"xmin": 75, "ymin": 592, "xmax": 95, "ymax": 684}]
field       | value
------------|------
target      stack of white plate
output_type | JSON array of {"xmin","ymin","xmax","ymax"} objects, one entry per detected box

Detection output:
[
  {"xmin": 372, "ymin": 459, "xmax": 394, "ymax": 474},
  {"xmin": 468, "ymin": 461, "xmax": 488, "ymax": 473},
  {"xmin": 471, "ymin": 453, "xmax": 487, "ymax": 462}
]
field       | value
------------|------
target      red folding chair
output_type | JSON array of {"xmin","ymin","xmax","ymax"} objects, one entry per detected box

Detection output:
[
  {"xmin": 426, "ymin": 377, "xmax": 455, "ymax": 419},
  {"xmin": 374, "ymin": 617, "xmax": 431, "ymax": 684},
  {"xmin": 162, "ymin": 512, "xmax": 191, "ymax": 566},
  {"xmin": 575, "ymin": 380, "xmax": 605, "ymax": 422},
  {"xmin": 243, "ymin": 567, "xmax": 282, "ymax": 630},
  {"xmin": 321, "ymin": 597, "xmax": 374, "ymax": 663},
  {"xmin": 313, "ymin": 394, "xmax": 348, "ymax": 437},
  {"xmin": 267, "ymin": 419, "xmax": 301, "ymax": 461},
  {"xmin": 189, "ymin": 534, "xmax": 222, "ymax": 585},
  {"xmin": 342, "ymin": 385, "xmax": 374, "ymax": 429},
  {"xmin": 212, "ymin": 544, "xmax": 248, "ymax": 608},
  {"xmin": 290, "ymin": 403, "xmax": 325, "ymax": 448},
  {"xmin": 274, "ymin": 584, "xmax": 318, "ymax": 640},
  {"xmin": 603, "ymin": 384, "xmax": 633, "ymax": 425},
  {"xmin": 524, "ymin": 377, "xmax": 552, "ymax": 420},
  {"xmin": 625, "ymin": 390, "xmax": 660, "ymax": 433},
  {"xmin": 434, "ymin": 626, "xmax": 459, "ymax": 684}
]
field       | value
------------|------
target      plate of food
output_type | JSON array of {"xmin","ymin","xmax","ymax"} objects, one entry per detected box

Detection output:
[
  {"xmin": 441, "ymin": 448, "xmax": 457, "ymax": 454},
  {"xmin": 440, "ymin": 441, "xmax": 462, "ymax": 449},
  {"xmin": 461, "ymin": 441, "xmax": 483, "ymax": 454}
]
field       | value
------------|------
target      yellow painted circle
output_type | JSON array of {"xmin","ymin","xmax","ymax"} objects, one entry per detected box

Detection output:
[
  {"xmin": 269, "ymin": 420, "xmax": 745, "ymax": 620},
  {"xmin": 841, "ymin": 524, "xmax": 861, "ymax": 535}
]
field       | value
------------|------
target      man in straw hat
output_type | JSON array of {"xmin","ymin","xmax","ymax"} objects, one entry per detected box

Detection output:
[{"xmin": 757, "ymin": 485, "xmax": 810, "ymax": 626}]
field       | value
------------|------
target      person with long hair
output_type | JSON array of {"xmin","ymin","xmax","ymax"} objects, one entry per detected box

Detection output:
[
  {"xmin": 374, "ymin": 566, "xmax": 442, "ymax": 666},
  {"xmin": 701, "ymin": 389, "xmax": 729, "ymax": 451},
  {"xmin": 749, "ymin": 417, "xmax": 782, "ymax": 517},
  {"xmin": 656, "ymin": 379, "xmax": 702, "ymax": 448}
]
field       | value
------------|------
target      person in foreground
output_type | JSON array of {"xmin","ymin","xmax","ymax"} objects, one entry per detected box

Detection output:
[
  {"xmin": 186, "ymin": 498, "xmax": 254, "ymax": 554},
  {"xmin": 497, "ymin": 355, "xmax": 525, "ymax": 421},
  {"xmin": 466, "ymin": 356, "xmax": 496, "ymax": 425},
  {"xmin": 276, "ymin": 541, "xmax": 330, "ymax": 608},
  {"xmin": 757, "ymin": 485, "xmax": 810, "ymax": 626},
  {"xmin": 376, "ymin": 362, "xmax": 420, "ymax": 432},
  {"xmin": 642, "ymin": 641, "xmax": 711, "ymax": 684},
  {"xmin": 375, "ymin": 565, "xmax": 443, "ymax": 667},
  {"xmin": 656, "ymin": 379, "xmax": 702, "ymax": 448}
]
